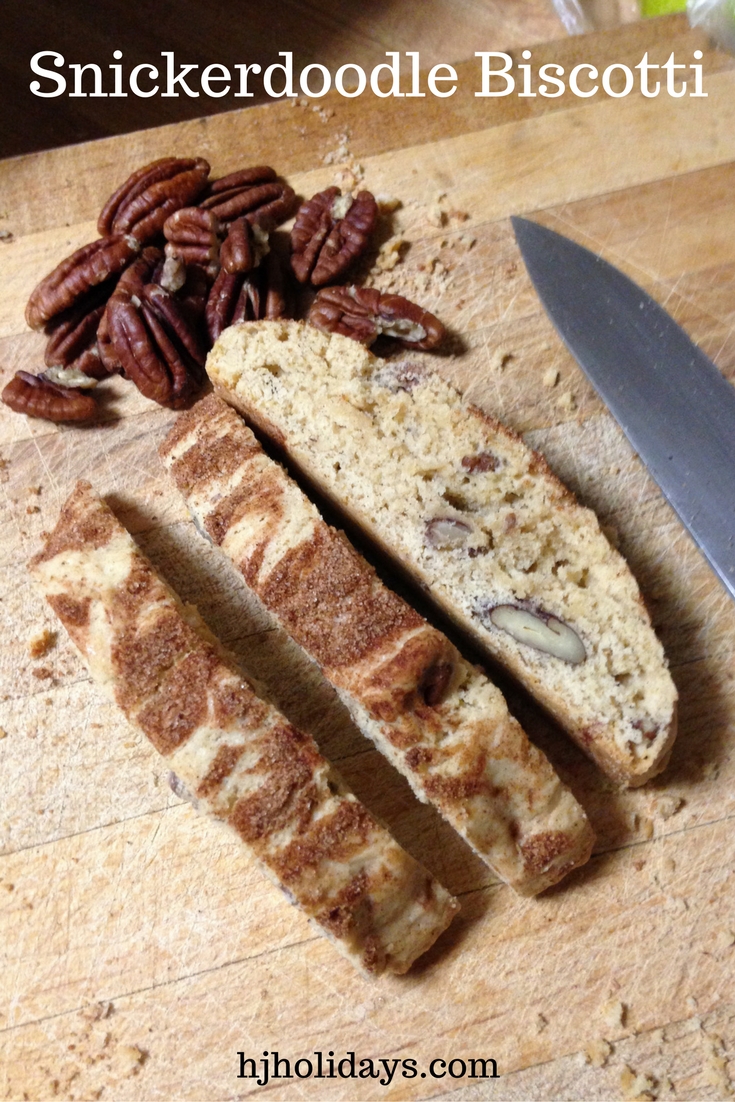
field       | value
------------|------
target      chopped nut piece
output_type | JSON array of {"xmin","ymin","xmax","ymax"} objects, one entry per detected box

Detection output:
[
  {"xmin": 28, "ymin": 629, "xmax": 57, "ymax": 659},
  {"xmin": 542, "ymin": 367, "xmax": 560, "ymax": 387},
  {"xmin": 487, "ymin": 605, "xmax": 586, "ymax": 665},
  {"xmin": 425, "ymin": 517, "xmax": 472, "ymax": 550},
  {"xmin": 557, "ymin": 391, "xmax": 577, "ymax": 412}
]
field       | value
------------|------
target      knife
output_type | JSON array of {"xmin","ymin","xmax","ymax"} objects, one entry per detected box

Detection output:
[{"xmin": 512, "ymin": 215, "xmax": 735, "ymax": 603}]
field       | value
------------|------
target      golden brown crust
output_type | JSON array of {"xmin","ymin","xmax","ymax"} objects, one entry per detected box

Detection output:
[{"xmin": 30, "ymin": 481, "xmax": 459, "ymax": 976}]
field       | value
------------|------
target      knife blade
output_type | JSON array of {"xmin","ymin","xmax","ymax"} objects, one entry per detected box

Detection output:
[{"xmin": 512, "ymin": 215, "xmax": 735, "ymax": 603}]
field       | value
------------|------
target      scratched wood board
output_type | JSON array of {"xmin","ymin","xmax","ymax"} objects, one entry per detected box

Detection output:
[{"xmin": 1, "ymin": 15, "xmax": 735, "ymax": 1101}]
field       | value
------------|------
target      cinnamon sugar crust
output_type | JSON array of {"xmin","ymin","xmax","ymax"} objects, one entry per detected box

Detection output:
[{"xmin": 29, "ymin": 480, "xmax": 458, "ymax": 976}]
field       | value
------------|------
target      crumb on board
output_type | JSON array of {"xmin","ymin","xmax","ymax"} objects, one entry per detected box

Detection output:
[
  {"xmin": 489, "ymin": 350, "xmax": 514, "ymax": 373},
  {"xmin": 601, "ymin": 999, "xmax": 627, "ymax": 1031},
  {"xmin": 542, "ymin": 367, "xmax": 560, "ymax": 388},
  {"xmin": 535, "ymin": 1012, "xmax": 548, "ymax": 1033},
  {"xmin": 374, "ymin": 237, "xmax": 406, "ymax": 272},
  {"xmin": 0, "ymin": 728, "xmax": 6, "ymax": 740},
  {"xmin": 620, "ymin": 1064, "xmax": 658, "ymax": 1101},
  {"xmin": 29, "ymin": 629, "xmax": 57, "ymax": 659},
  {"xmin": 114, "ymin": 1044, "xmax": 148, "ymax": 1076},
  {"xmin": 650, "ymin": 795, "xmax": 684, "ymax": 820},
  {"xmin": 584, "ymin": 1038, "xmax": 612, "ymax": 1067},
  {"xmin": 0, "ymin": 229, "xmax": 13, "ymax": 243},
  {"xmin": 375, "ymin": 195, "xmax": 402, "ymax": 214},
  {"xmin": 556, "ymin": 391, "xmax": 577, "ymax": 412}
]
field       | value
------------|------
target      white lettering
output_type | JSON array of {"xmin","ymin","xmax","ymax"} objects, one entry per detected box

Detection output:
[
  {"xmin": 299, "ymin": 63, "xmax": 331, "ymax": 97},
  {"xmin": 602, "ymin": 63, "xmax": 634, "ymax": 98},
  {"xmin": 335, "ymin": 63, "xmax": 366, "ymax": 98},
  {"xmin": 569, "ymin": 63, "xmax": 598, "ymax": 98},
  {"xmin": 201, "ymin": 63, "xmax": 230, "ymax": 97},
  {"xmin": 428, "ymin": 63, "xmax": 457, "ymax": 97},
  {"xmin": 29, "ymin": 51, "xmax": 66, "ymax": 97},
  {"xmin": 234, "ymin": 64, "xmax": 261, "ymax": 97},
  {"xmin": 130, "ymin": 63, "xmax": 159, "ymax": 97},
  {"xmin": 538, "ymin": 63, "xmax": 565, "ymax": 98},
  {"xmin": 370, "ymin": 52, "xmax": 403, "ymax": 97},
  {"xmin": 264, "ymin": 52, "xmax": 295, "ymax": 97},
  {"xmin": 475, "ymin": 52, "xmax": 514, "ymax": 97},
  {"xmin": 161, "ymin": 52, "xmax": 199, "ymax": 97}
]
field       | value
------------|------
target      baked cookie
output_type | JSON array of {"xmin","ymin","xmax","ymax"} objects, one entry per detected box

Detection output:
[
  {"xmin": 206, "ymin": 320, "xmax": 677, "ymax": 786},
  {"xmin": 30, "ymin": 481, "xmax": 458, "ymax": 976},
  {"xmin": 162, "ymin": 396, "xmax": 595, "ymax": 895}
]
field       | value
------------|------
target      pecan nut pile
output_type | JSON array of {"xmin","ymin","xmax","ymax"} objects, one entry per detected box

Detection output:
[
  {"xmin": 200, "ymin": 167, "xmax": 296, "ymax": 229},
  {"xmin": 6, "ymin": 151, "xmax": 450, "ymax": 425},
  {"xmin": 309, "ymin": 286, "xmax": 445, "ymax": 350},
  {"xmin": 98, "ymin": 157, "xmax": 211, "ymax": 244},
  {"xmin": 1, "ymin": 371, "xmax": 98, "ymax": 422},
  {"xmin": 291, "ymin": 187, "xmax": 377, "ymax": 286}
]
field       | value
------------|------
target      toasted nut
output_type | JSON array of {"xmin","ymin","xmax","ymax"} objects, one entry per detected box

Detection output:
[
  {"xmin": 309, "ymin": 285, "xmax": 445, "ymax": 350},
  {"xmin": 421, "ymin": 661, "xmax": 454, "ymax": 707},
  {"xmin": 2, "ymin": 371, "xmax": 98, "ymax": 422},
  {"xmin": 461, "ymin": 452, "xmax": 500, "ymax": 473},
  {"xmin": 25, "ymin": 236, "xmax": 139, "ymax": 331},
  {"xmin": 206, "ymin": 252, "xmax": 289, "ymax": 343},
  {"xmin": 291, "ymin": 187, "xmax": 377, "ymax": 286},
  {"xmin": 98, "ymin": 157, "xmax": 210, "ymax": 243},
  {"xmin": 425, "ymin": 517, "xmax": 472, "ymax": 549},
  {"xmin": 200, "ymin": 167, "xmax": 296, "ymax": 228},
  {"xmin": 488, "ymin": 605, "xmax": 586, "ymax": 665}
]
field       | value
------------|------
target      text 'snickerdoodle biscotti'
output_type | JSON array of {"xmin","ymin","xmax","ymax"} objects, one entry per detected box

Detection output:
[
  {"xmin": 206, "ymin": 320, "xmax": 678, "ymax": 787},
  {"xmin": 29, "ymin": 481, "xmax": 459, "ymax": 976},
  {"xmin": 161, "ymin": 396, "xmax": 595, "ymax": 895}
]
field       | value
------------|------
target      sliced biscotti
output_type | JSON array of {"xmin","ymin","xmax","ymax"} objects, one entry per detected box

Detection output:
[
  {"xmin": 161, "ymin": 395, "xmax": 594, "ymax": 895},
  {"xmin": 206, "ymin": 319, "xmax": 678, "ymax": 787},
  {"xmin": 29, "ymin": 481, "xmax": 458, "ymax": 976}
]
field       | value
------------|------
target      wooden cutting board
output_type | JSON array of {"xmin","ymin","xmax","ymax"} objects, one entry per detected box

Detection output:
[{"xmin": 2, "ymin": 15, "xmax": 735, "ymax": 1100}]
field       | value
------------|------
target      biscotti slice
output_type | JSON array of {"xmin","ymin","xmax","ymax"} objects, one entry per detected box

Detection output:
[
  {"xmin": 206, "ymin": 319, "xmax": 678, "ymax": 787},
  {"xmin": 29, "ymin": 481, "xmax": 458, "ymax": 976},
  {"xmin": 161, "ymin": 395, "xmax": 595, "ymax": 895}
]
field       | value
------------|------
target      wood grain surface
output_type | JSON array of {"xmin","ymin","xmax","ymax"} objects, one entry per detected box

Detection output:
[{"xmin": 2, "ymin": 14, "xmax": 735, "ymax": 1101}]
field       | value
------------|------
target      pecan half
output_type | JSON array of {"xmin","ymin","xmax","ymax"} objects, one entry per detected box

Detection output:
[
  {"xmin": 163, "ymin": 207, "xmax": 222, "ymax": 273},
  {"xmin": 487, "ymin": 604, "xmax": 587, "ymax": 665},
  {"xmin": 200, "ymin": 167, "xmax": 296, "ymax": 228},
  {"xmin": 106, "ymin": 282, "xmax": 205, "ymax": 408},
  {"xmin": 97, "ymin": 247, "xmax": 164, "ymax": 374},
  {"xmin": 44, "ymin": 291, "xmax": 109, "ymax": 378},
  {"xmin": 219, "ymin": 219, "xmax": 269, "ymax": 275},
  {"xmin": 26, "ymin": 236, "xmax": 139, "ymax": 331},
  {"xmin": 206, "ymin": 252, "xmax": 288, "ymax": 343},
  {"xmin": 425, "ymin": 517, "xmax": 471, "ymax": 549},
  {"xmin": 291, "ymin": 187, "xmax": 377, "ymax": 286},
  {"xmin": 97, "ymin": 157, "xmax": 210, "ymax": 244},
  {"xmin": 309, "ymin": 285, "xmax": 445, "ymax": 350},
  {"xmin": 1, "ymin": 371, "xmax": 98, "ymax": 422}
]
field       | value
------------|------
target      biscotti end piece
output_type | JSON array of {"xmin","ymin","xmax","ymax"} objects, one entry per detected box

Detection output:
[
  {"xmin": 162, "ymin": 395, "xmax": 595, "ymax": 895},
  {"xmin": 206, "ymin": 319, "xmax": 678, "ymax": 788},
  {"xmin": 29, "ymin": 480, "xmax": 458, "ymax": 976}
]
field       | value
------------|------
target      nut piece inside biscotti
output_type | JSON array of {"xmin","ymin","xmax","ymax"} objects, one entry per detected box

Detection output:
[
  {"xmin": 205, "ymin": 320, "xmax": 678, "ymax": 787},
  {"xmin": 161, "ymin": 395, "xmax": 595, "ymax": 895},
  {"xmin": 29, "ymin": 480, "xmax": 458, "ymax": 976}
]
